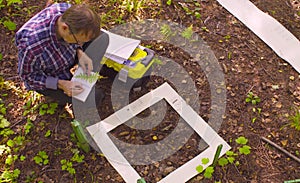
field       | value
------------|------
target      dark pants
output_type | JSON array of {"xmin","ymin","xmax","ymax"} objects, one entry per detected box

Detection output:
[{"xmin": 37, "ymin": 32, "xmax": 110, "ymax": 106}]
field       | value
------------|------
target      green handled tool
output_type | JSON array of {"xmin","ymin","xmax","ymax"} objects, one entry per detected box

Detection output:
[
  {"xmin": 71, "ymin": 120, "xmax": 90, "ymax": 153},
  {"xmin": 137, "ymin": 178, "xmax": 146, "ymax": 183}
]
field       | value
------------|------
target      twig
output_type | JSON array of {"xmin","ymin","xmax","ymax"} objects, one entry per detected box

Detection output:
[
  {"xmin": 245, "ymin": 85, "xmax": 254, "ymax": 95},
  {"xmin": 261, "ymin": 137, "xmax": 300, "ymax": 164},
  {"xmin": 10, "ymin": 117, "xmax": 27, "ymax": 128}
]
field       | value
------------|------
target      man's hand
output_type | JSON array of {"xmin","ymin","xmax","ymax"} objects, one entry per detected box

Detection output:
[
  {"xmin": 58, "ymin": 80, "xmax": 84, "ymax": 97},
  {"xmin": 77, "ymin": 49, "xmax": 93, "ymax": 76}
]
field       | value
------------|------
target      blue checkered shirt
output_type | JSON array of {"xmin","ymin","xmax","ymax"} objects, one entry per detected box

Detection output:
[{"xmin": 16, "ymin": 3, "xmax": 79, "ymax": 90}]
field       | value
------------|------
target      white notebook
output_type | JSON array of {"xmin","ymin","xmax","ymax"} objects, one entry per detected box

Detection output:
[{"xmin": 71, "ymin": 67, "xmax": 98, "ymax": 102}]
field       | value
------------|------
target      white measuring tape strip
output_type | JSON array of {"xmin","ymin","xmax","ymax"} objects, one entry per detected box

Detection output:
[{"xmin": 217, "ymin": 0, "xmax": 300, "ymax": 73}]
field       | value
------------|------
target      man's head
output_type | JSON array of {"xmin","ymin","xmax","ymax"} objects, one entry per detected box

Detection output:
[{"xmin": 59, "ymin": 4, "xmax": 101, "ymax": 45}]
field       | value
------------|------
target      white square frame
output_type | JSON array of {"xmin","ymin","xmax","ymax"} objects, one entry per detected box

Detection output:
[{"xmin": 87, "ymin": 82, "xmax": 231, "ymax": 182}]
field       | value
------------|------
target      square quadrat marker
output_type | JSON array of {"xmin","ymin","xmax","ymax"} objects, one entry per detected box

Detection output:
[{"xmin": 86, "ymin": 82, "xmax": 231, "ymax": 182}]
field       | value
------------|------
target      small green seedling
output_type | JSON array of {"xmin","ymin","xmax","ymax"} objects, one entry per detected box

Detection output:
[
  {"xmin": 160, "ymin": 24, "xmax": 174, "ymax": 39},
  {"xmin": 39, "ymin": 103, "xmax": 58, "ymax": 115},
  {"xmin": 33, "ymin": 151, "xmax": 49, "ymax": 165},
  {"xmin": 236, "ymin": 136, "xmax": 251, "ymax": 155},
  {"xmin": 289, "ymin": 109, "xmax": 300, "ymax": 131},
  {"xmin": 61, "ymin": 159, "xmax": 76, "ymax": 175},
  {"xmin": 44, "ymin": 130, "xmax": 51, "ymax": 137},
  {"xmin": 181, "ymin": 25, "xmax": 193, "ymax": 39},
  {"xmin": 61, "ymin": 149, "xmax": 85, "ymax": 176},
  {"xmin": 203, "ymin": 166, "xmax": 214, "ymax": 179},
  {"xmin": 245, "ymin": 92, "xmax": 261, "ymax": 105},
  {"xmin": 0, "ymin": 169, "xmax": 20, "ymax": 183}
]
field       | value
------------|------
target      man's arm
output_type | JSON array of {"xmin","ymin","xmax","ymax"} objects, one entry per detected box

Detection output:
[{"xmin": 57, "ymin": 79, "xmax": 83, "ymax": 96}]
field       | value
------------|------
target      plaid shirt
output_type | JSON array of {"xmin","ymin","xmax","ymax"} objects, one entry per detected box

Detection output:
[{"xmin": 16, "ymin": 3, "xmax": 78, "ymax": 90}]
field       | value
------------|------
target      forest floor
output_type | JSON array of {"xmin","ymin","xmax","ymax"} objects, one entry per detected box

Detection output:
[{"xmin": 0, "ymin": 0, "xmax": 300, "ymax": 182}]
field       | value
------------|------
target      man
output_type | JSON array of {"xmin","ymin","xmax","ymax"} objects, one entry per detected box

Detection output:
[{"xmin": 16, "ymin": 3, "xmax": 108, "ymax": 105}]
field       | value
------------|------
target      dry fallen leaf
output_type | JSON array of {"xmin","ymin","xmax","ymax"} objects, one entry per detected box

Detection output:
[{"xmin": 280, "ymin": 140, "xmax": 288, "ymax": 146}]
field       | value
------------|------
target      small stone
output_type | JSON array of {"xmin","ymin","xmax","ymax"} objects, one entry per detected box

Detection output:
[
  {"xmin": 119, "ymin": 131, "xmax": 130, "ymax": 136},
  {"xmin": 152, "ymin": 135, "xmax": 158, "ymax": 140}
]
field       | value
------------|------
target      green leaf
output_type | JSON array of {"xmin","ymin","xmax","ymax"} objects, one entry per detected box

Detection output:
[
  {"xmin": 5, "ymin": 155, "xmax": 14, "ymax": 165},
  {"xmin": 181, "ymin": 25, "xmax": 193, "ymax": 39},
  {"xmin": 218, "ymin": 157, "xmax": 228, "ymax": 166},
  {"xmin": 43, "ymin": 159, "xmax": 49, "ymax": 165},
  {"xmin": 7, "ymin": 0, "xmax": 22, "ymax": 6},
  {"xmin": 225, "ymin": 150, "xmax": 237, "ymax": 156},
  {"xmin": 39, "ymin": 151, "xmax": 48, "ymax": 159},
  {"xmin": 7, "ymin": 139, "xmax": 14, "ymax": 147},
  {"xmin": 33, "ymin": 156, "xmax": 43, "ymax": 164},
  {"xmin": 45, "ymin": 130, "xmax": 51, "ymax": 137},
  {"xmin": 227, "ymin": 157, "xmax": 235, "ymax": 164},
  {"xmin": 166, "ymin": 0, "xmax": 171, "ymax": 5},
  {"xmin": 203, "ymin": 166, "xmax": 214, "ymax": 178},
  {"xmin": 68, "ymin": 167, "xmax": 76, "ymax": 175},
  {"xmin": 0, "ymin": 117, "xmax": 10, "ymax": 128},
  {"xmin": 239, "ymin": 145, "xmax": 251, "ymax": 155},
  {"xmin": 3, "ymin": 20, "xmax": 16, "ymax": 31},
  {"xmin": 0, "ymin": 53, "xmax": 2, "ymax": 61},
  {"xmin": 20, "ymin": 155, "xmax": 26, "ymax": 161},
  {"xmin": 0, "ymin": 128, "xmax": 14, "ymax": 137},
  {"xmin": 196, "ymin": 165, "xmax": 204, "ymax": 173},
  {"xmin": 235, "ymin": 136, "xmax": 248, "ymax": 145}
]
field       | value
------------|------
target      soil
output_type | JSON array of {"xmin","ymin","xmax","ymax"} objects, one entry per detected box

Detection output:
[{"xmin": 1, "ymin": 0, "xmax": 300, "ymax": 183}]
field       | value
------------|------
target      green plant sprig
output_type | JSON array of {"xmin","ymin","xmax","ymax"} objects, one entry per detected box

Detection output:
[
  {"xmin": 75, "ymin": 72, "xmax": 100, "ymax": 83},
  {"xmin": 289, "ymin": 108, "xmax": 300, "ymax": 131},
  {"xmin": 196, "ymin": 136, "xmax": 251, "ymax": 179}
]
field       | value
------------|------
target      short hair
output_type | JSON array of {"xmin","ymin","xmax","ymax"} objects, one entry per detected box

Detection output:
[{"xmin": 61, "ymin": 4, "xmax": 100, "ymax": 39}]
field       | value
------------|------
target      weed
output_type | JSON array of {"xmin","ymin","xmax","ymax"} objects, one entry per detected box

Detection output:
[
  {"xmin": 122, "ymin": 0, "xmax": 145, "ymax": 14},
  {"xmin": 289, "ymin": 108, "xmax": 300, "ymax": 131},
  {"xmin": 61, "ymin": 159, "xmax": 76, "ymax": 175},
  {"xmin": 245, "ymin": 92, "xmax": 261, "ymax": 105},
  {"xmin": 0, "ymin": 169, "xmax": 20, "ymax": 183},
  {"xmin": 246, "ymin": 92, "xmax": 262, "ymax": 123},
  {"xmin": 23, "ymin": 92, "xmax": 43, "ymax": 116},
  {"xmin": 160, "ymin": 24, "xmax": 175, "ymax": 40},
  {"xmin": 39, "ymin": 102, "xmax": 58, "ymax": 115},
  {"xmin": 0, "ymin": 114, "xmax": 9, "ymax": 128},
  {"xmin": 44, "ymin": 130, "xmax": 51, "ymax": 137},
  {"xmin": 2, "ymin": 19, "xmax": 16, "ymax": 31},
  {"xmin": 0, "ymin": 0, "xmax": 22, "ymax": 31},
  {"xmin": 201, "ymin": 26, "xmax": 209, "ymax": 32},
  {"xmin": 20, "ymin": 155, "xmax": 26, "ymax": 161},
  {"xmin": 25, "ymin": 171, "xmax": 37, "ymax": 183},
  {"xmin": 5, "ymin": 154, "xmax": 18, "ymax": 166},
  {"xmin": 196, "ymin": 136, "xmax": 251, "ymax": 179},
  {"xmin": 33, "ymin": 151, "xmax": 49, "ymax": 165},
  {"xmin": 181, "ymin": 25, "xmax": 193, "ymax": 39},
  {"xmin": 24, "ymin": 119, "xmax": 33, "ymax": 135},
  {"xmin": 60, "ymin": 148, "xmax": 85, "ymax": 176}
]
